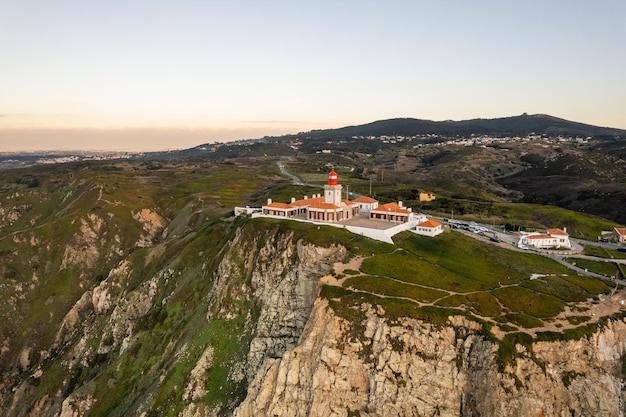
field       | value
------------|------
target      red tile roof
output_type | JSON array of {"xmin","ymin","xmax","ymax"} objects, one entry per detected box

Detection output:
[
  {"xmin": 265, "ymin": 195, "xmax": 352, "ymax": 212},
  {"xmin": 309, "ymin": 202, "xmax": 340, "ymax": 210},
  {"xmin": 525, "ymin": 234, "xmax": 553, "ymax": 240},
  {"xmin": 374, "ymin": 202, "xmax": 410, "ymax": 214},
  {"xmin": 615, "ymin": 227, "xmax": 626, "ymax": 236},
  {"xmin": 265, "ymin": 202, "xmax": 292, "ymax": 209},
  {"xmin": 548, "ymin": 228, "xmax": 568, "ymax": 236},
  {"xmin": 291, "ymin": 197, "xmax": 324, "ymax": 207},
  {"xmin": 353, "ymin": 196, "xmax": 378, "ymax": 204},
  {"xmin": 417, "ymin": 219, "xmax": 442, "ymax": 228}
]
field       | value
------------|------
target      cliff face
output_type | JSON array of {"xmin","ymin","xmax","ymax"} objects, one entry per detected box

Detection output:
[
  {"xmin": 1, "ymin": 176, "xmax": 625, "ymax": 417},
  {"xmin": 209, "ymin": 225, "xmax": 347, "ymax": 386},
  {"xmin": 0, "ymin": 210, "xmax": 347, "ymax": 416},
  {"xmin": 235, "ymin": 299, "xmax": 626, "ymax": 417}
]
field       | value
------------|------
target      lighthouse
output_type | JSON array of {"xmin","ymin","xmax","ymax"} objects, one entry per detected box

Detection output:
[{"xmin": 324, "ymin": 169, "xmax": 342, "ymax": 206}]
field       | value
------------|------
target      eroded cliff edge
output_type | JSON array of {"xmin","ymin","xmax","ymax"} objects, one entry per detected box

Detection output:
[
  {"xmin": 236, "ymin": 297, "xmax": 626, "ymax": 417},
  {"xmin": 2, "ymin": 214, "xmax": 625, "ymax": 417}
]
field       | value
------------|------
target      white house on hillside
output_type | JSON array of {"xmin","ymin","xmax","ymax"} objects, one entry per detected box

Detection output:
[
  {"xmin": 262, "ymin": 169, "xmax": 360, "ymax": 223},
  {"xmin": 370, "ymin": 202, "xmax": 414, "ymax": 223},
  {"xmin": 613, "ymin": 227, "xmax": 626, "ymax": 244},
  {"xmin": 414, "ymin": 219, "xmax": 443, "ymax": 237},
  {"xmin": 518, "ymin": 228, "xmax": 571, "ymax": 249},
  {"xmin": 352, "ymin": 196, "xmax": 379, "ymax": 212}
]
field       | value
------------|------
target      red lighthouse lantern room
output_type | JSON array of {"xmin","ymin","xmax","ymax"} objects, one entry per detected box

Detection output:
[{"xmin": 328, "ymin": 169, "xmax": 338, "ymax": 186}]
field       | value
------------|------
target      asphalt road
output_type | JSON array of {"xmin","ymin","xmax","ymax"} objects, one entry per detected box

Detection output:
[
  {"xmin": 441, "ymin": 219, "xmax": 626, "ymax": 285},
  {"xmin": 277, "ymin": 161, "xmax": 304, "ymax": 185},
  {"xmin": 276, "ymin": 161, "xmax": 362, "ymax": 198}
]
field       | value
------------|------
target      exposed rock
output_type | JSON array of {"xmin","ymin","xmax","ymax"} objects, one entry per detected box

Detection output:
[
  {"xmin": 213, "ymin": 227, "xmax": 347, "ymax": 382},
  {"xmin": 52, "ymin": 290, "xmax": 94, "ymax": 349},
  {"xmin": 3, "ymin": 215, "xmax": 626, "ymax": 417},
  {"xmin": 235, "ymin": 300, "xmax": 626, "ymax": 417},
  {"xmin": 183, "ymin": 346, "xmax": 215, "ymax": 402},
  {"xmin": 58, "ymin": 381, "xmax": 95, "ymax": 417},
  {"xmin": 132, "ymin": 208, "xmax": 167, "ymax": 243},
  {"xmin": 60, "ymin": 216, "xmax": 102, "ymax": 272}
]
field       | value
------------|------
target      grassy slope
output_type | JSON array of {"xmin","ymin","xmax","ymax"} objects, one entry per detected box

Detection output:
[
  {"xmin": 1, "ymin": 153, "xmax": 624, "ymax": 414},
  {"xmin": 0, "ymin": 159, "xmax": 276, "ymax": 415},
  {"xmin": 282, "ymin": 150, "xmax": 623, "ymax": 239},
  {"xmin": 321, "ymin": 229, "xmax": 620, "ymax": 367}
]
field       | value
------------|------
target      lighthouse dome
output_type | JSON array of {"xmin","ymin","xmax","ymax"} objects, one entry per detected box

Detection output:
[{"xmin": 328, "ymin": 169, "xmax": 338, "ymax": 186}]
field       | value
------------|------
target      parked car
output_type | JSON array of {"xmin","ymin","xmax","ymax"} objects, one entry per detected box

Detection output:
[
  {"xmin": 617, "ymin": 247, "xmax": 626, "ymax": 253},
  {"xmin": 490, "ymin": 236, "xmax": 501, "ymax": 243}
]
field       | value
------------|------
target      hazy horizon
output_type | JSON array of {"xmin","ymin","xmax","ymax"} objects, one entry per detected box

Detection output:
[
  {"xmin": 0, "ymin": 125, "xmax": 318, "ymax": 153},
  {"xmin": 2, "ymin": 111, "xmax": 626, "ymax": 153},
  {"xmin": 2, "ymin": 1, "xmax": 625, "ymax": 152}
]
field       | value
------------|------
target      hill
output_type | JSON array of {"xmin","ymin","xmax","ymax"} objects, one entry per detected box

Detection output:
[
  {"xmin": 281, "ymin": 113, "xmax": 626, "ymax": 140},
  {"xmin": 0, "ymin": 158, "xmax": 625, "ymax": 416}
]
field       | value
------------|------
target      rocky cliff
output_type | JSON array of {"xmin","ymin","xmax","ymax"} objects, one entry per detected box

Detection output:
[
  {"xmin": 1, "ymin": 161, "xmax": 625, "ymax": 417},
  {"xmin": 0, "ymin": 206, "xmax": 348, "ymax": 416},
  {"xmin": 236, "ymin": 298, "xmax": 626, "ymax": 417}
]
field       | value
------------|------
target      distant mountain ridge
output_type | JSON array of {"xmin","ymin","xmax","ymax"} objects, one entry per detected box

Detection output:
[
  {"xmin": 1, "ymin": 114, "xmax": 623, "ymax": 170},
  {"xmin": 285, "ymin": 114, "xmax": 626, "ymax": 140}
]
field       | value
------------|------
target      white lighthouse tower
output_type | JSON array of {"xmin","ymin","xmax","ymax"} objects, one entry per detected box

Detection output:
[{"xmin": 324, "ymin": 169, "xmax": 342, "ymax": 206}]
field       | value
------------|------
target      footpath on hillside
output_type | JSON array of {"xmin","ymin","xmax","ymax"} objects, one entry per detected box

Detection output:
[{"xmin": 325, "ymin": 245, "xmax": 626, "ymax": 340}]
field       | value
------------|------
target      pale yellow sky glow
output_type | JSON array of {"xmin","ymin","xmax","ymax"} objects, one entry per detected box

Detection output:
[
  {"xmin": 1, "ymin": 1, "xmax": 625, "ymax": 152},
  {"xmin": 0, "ymin": 125, "xmax": 337, "ymax": 152}
]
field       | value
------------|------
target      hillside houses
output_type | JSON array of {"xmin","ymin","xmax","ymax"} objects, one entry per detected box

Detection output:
[
  {"xmin": 261, "ymin": 169, "xmax": 360, "ymax": 223},
  {"xmin": 233, "ymin": 169, "xmax": 448, "ymax": 244},
  {"xmin": 370, "ymin": 202, "xmax": 414, "ymax": 223},
  {"xmin": 614, "ymin": 227, "xmax": 626, "ymax": 244},
  {"xmin": 518, "ymin": 228, "xmax": 571, "ymax": 249},
  {"xmin": 414, "ymin": 219, "xmax": 443, "ymax": 237},
  {"xmin": 352, "ymin": 196, "xmax": 378, "ymax": 212},
  {"xmin": 260, "ymin": 170, "xmax": 419, "ymax": 225}
]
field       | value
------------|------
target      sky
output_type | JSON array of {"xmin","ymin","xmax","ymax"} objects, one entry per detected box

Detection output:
[{"xmin": 1, "ymin": 0, "xmax": 625, "ymax": 152}]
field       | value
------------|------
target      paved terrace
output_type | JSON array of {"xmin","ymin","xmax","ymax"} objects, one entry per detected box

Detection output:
[{"xmin": 251, "ymin": 211, "xmax": 421, "ymax": 244}]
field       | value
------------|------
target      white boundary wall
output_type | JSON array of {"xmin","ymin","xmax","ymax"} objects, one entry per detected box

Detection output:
[
  {"xmin": 234, "ymin": 206, "xmax": 262, "ymax": 216},
  {"xmin": 346, "ymin": 220, "xmax": 419, "ymax": 244},
  {"xmin": 251, "ymin": 213, "xmax": 419, "ymax": 244}
]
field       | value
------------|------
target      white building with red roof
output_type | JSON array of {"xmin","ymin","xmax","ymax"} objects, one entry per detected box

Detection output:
[
  {"xmin": 519, "ymin": 227, "xmax": 571, "ymax": 249},
  {"xmin": 369, "ymin": 201, "xmax": 414, "ymax": 223},
  {"xmin": 613, "ymin": 227, "xmax": 626, "ymax": 244},
  {"xmin": 414, "ymin": 219, "xmax": 443, "ymax": 237},
  {"xmin": 352, "ymin": 195, "xmax": 379, "ymax": 212},
  {"xmin": 261, "ymin": 169, "xmax": 360, "ymax": 223}
]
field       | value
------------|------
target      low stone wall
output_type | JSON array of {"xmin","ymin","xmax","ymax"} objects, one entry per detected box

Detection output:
[
  {"xmin": 344, "ymin": 225, "xmax": 394, "ymax": 244},
  {"xmin": 251, "ymin": 213, "xmax": 418, "ymax": 244}
]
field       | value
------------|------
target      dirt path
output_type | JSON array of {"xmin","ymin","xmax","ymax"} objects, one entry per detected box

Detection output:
[{"xmin": 328, "ymin": 255, "xmax": 626, "ymax": 340}]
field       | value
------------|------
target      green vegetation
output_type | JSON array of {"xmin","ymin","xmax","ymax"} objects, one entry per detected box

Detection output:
[
  {"xmin": 490, "ymin": 203, "xmax": 621, "ymax": 240},
  {"xmin": 560, "ymin": 274, "xmax": 616, "ymax": 295},
  {"xmin": 0, "ymin": 159, "xmax": 279, "ymax": 416},
  {"xmin": 583, "ymin": 245, "xmax": 626, "ymax": 259},
  {"xmin": 497, "ymin": 332, "xmax": 534, "ymax": 369},
  {"xmin": 344, "ymin": 275, "xmax": 446, "ymax": 303},
  {"xmin": 1, "ymin": 139, "xmax": 625, "ymax": 414},
  {"xmin": 562, "ymin": 370, "xmax": 586, "ymax": 387},
  {"xmin": 505, "ymin": 313, "xmax": 544, "ymax": 329},
  {"xmin": 319, "ymin": 229, "xmax": 618, "ymax": 371},
  {"xmin": 434, "ymin": 293, "xmax": 503, "ymax": 317},
  {"xmin": 464, "ymin": 293, "xmax": 503, "ymax": 317},
  {"xmin": 520, "ymin": 274, "xmax": 611, "ymax": 303},
  {"xmin": 565, "ymin": 258, "xmax": 621, "ymax": 278},
  {"xmin": 247, "ymin": 217, "xmax": 394, "ymax": 256}
]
